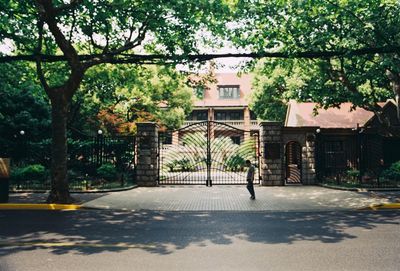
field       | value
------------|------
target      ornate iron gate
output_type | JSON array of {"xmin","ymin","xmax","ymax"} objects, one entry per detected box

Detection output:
[{"xmin": 159, "ymin": 121, "xmax": 260, "ymax": 185}]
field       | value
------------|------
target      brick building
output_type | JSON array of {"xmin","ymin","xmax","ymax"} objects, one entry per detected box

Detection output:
[{"xmin": 184, "ymin": 73, "xmax": 258, "ymax": 132}]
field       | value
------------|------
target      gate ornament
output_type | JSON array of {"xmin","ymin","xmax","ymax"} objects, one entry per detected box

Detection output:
[{"xmin": 159, "ymin": 121, "xmax": 260, "ymax": 185}]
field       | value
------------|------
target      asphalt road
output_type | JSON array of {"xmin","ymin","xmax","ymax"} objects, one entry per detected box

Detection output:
[{"xmin": 1, "ymin": 209, "xmax": 399, "ymax": 271}]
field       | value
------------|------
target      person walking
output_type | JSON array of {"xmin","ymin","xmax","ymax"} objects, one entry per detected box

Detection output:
[{"xmin": 245, "ymin": 160, "xmax": 255, "ymax": 200}]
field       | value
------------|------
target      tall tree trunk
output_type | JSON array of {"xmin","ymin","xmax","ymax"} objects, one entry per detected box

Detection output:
[{"xmin": 46, "ymin": 91, "xmax": 74, "ymax": 203}]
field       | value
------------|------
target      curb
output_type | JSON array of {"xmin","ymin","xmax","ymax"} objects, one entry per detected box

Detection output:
[
  {"xmin": 319, "ymin": 184, "xmax": 400, "ymax": 192},
  {"xmin": 360, "ymin": 203, "xmax": 400, "ymax": 210},
  {"xmin": 0, "ymin": 203, "xmax": 82, "ymax": 210},
  {"xmin": 9, "ymin": 185, "xmax": 138, "ymax": 194}
]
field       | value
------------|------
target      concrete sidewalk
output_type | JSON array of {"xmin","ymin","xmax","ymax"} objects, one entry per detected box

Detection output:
[
  {"xmin": 3, "ymin": 186, "xmax": 399, "ymax": 211},
  {"xmin": 82, "ymin": 186, "xmax": 398, "ymax": 211}
]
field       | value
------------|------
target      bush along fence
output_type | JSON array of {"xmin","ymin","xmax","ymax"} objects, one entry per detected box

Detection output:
[
  {"xmin": 4, "ymin": 132, "xmax": 136, "ymax": 192},
  {"xmin": 319, "ymin": 161, "xmax": 400, "ymax": 188}
]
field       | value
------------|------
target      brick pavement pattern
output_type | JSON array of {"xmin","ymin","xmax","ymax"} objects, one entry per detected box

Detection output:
[{"xmin": 83, "ymin": 186, "xmax": 391, "ymax": 211}]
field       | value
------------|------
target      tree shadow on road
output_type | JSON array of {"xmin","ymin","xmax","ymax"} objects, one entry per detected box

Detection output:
[{"xmin": 0, "ymin": 210, "xmax": 399, "ymax": 256}]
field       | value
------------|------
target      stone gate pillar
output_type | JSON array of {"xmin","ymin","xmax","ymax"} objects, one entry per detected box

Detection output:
[
  {"xmin": 136, "ymin": 122, "xmax": 158, "ymax": 186},
  {"xmin": 303, "ymin": 133, "xmax": 316, "ymax": 184},
  {"xmin": 260, "ymin": 121, "xmax": 284, "ymax": 186}
]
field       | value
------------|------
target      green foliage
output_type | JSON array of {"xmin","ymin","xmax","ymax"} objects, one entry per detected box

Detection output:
[
  {"xmin": 345, "ymin": 169, "xmax": 360, "ymax": 182},
  {"xmin": 165, "ymin": 158, "xmax": 196, "ymax": 172},
  {"xmin": 226, "ymin": 154, "xmax": 245, "ymax": 171},
  {"xmin": 346, "ymin": 169, "xmax": 360, "ymax": 178},
  {"xmin": 381, "ymin": 161, "xmax": 400, "ymax": 180},
  {"xmin": 237, "ymin": 138, "xmax": 256, "ymax": 161},
  {"xmin": 176, "ymin": 158, "xmax": 196, "ymax": 172},
  {"xmin": 96, "ymin": 163, "xmax": 118, "ymax": 181},
  {"xmin": 11, "ymin": 164, "xmax": 47, "ymax": 183},
  {"xmin": 182, "ymin": 132, "xmax": 207, "ymax": 148},
  {"xmin": 0, "ymin": 62, "xmax": 51, "ymax": 158},
  {"xmin": 1, "ymin": 0, "xmax": 232, "ymax": 199},
  {"xmin": 225, "ymin": 138, "xmax": 256, "ymax": 171},
  {"xmin": 74, "ymin": 65, "xmax": 193, "ymax": 134},
  {"xmin": 238, "ymin": 1, "xmax": 399, "ymax": 117},
  {"xmin": 250, "ymin": 60, "xmax": 290, "ymax": 121}
]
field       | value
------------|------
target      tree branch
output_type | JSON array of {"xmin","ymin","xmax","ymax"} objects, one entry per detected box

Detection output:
[
  {"xmin": 36, "ymin": 0, "xmax": 81, "ymax": 70},
  {"xmin": 2, "ymin": 45, "xmax": 400, "ymax": 64},
  {"xmin": 35, "ymin": 19, "xmax": 50, "ymax": 94},
  {"xmin": 53, "ymin": 0, "xmax": 83, "ymax": 15}
]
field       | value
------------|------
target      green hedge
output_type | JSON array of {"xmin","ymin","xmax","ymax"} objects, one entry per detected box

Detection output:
[
  {"xmin": 381, "ymin": 161, "xmax": 400, "ymax": 180},
  {"xmin": 10, "ymin": 164, "xmax": 48, "ymax": 182}
]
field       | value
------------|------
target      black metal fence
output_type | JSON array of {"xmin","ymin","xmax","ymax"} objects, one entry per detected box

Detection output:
[
  {"xmin": 315, "ymin": 133, "xmax": 400, "ymax": 188},
  {"xmin": 5, "ymin": 133, "xmax": 136, "ymax": 191}
]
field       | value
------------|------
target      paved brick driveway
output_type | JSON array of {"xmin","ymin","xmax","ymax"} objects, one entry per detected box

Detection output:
[{"xmin": 83, "ymin": 186, "xmax": 393, "ymax": 211}]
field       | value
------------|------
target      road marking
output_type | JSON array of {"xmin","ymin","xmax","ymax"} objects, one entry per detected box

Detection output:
[
  {"xmin": 361, "ymin": 203, "xmax": 400, "ymax": 210},
  {"xmin": 0, "ymin": 241, "xmax": 157, "ymax": 249},
  {"xmin": 0, "ymin": 204, "xmax": 82, "ymax": 210}
]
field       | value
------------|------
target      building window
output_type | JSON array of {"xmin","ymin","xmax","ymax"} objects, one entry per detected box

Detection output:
[
  {"xmin": 186, "ymin": 110, "xmax": 208, "ymax": 121},
  {"xmin": 215, "ymin": 110, "xmax": 244, "ymax": 120},
  {"xmin": 218, "ymin": 85, "xmax": 240, "ymax": 99}
]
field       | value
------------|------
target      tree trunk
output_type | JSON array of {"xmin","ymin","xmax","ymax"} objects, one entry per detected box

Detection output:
[{"xmin": 46, "ymin": 92, "xmax": 74, "ymax": 203}]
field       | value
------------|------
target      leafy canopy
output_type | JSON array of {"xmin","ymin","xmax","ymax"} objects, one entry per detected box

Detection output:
[{"xmin": 237, "ymin": 0, "xmax": 400, "ymax": 118}]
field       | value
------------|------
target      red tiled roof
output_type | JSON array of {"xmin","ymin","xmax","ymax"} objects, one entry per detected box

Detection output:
[
  {"xmin": 194, "ymin": 73, "xmax": 252, "ymax": 107},
  {"xmin": 285, "ymin": 100, "xmax": 381, "ymax": 128}
]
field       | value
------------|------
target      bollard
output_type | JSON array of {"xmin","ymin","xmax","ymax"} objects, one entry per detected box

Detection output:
[{"xmin": 0, "ymin": 158, "xmax": 10, "ymax": 203}]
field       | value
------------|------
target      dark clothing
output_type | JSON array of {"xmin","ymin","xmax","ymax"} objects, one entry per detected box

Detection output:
[
  {"xmin": 247, "ymin": 165, "xmax": 255, "ymax": 183},
  {"xmin": 247, "ymin": 183, "xmax": 255, "ymax": 198},
  {"xmin": 246, "ymin": 164, "xmax": 255, "ymax": 199}
]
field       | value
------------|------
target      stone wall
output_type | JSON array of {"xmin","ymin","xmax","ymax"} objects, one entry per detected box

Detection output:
[
  {"xmin": 282, "ymin": 129, "xmax": 317, "ymax": 185},
  {"xmin": 260, "ymin": 122, "xmax": 284, "ymax": 185},
  {"xmin": 302, "ymin": 134, "xmax": 316, "ymax": 184},
  {"xmin": 136, "ymin": 122, "xmax": 158, "ymax": 186},
  {"xmin": 259, "ymin": 124, "xmax": 318, "ymax": 186}
]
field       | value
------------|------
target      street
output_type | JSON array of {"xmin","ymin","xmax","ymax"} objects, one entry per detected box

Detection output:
[{"xmin": 1, "ymin": 209, "xmax": 399, "ymax": 271}]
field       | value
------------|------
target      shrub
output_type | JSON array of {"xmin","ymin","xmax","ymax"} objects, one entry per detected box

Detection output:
[
  {"xmin": 226, "ymin": 154, "xmax": 245, "ymax": 171},
  {"xmin": 96, "ymin": 163, "xmax": 117, "ymax": 181},
  {"xmin": 345, "ymin": 169, "xmax": 360, "ymax": 182},
  {"xmin": 381, "ymin": 161, "xmax": 400, "ymax": 180},
  {"xmin": 165, "ymin": 160, "xmax": 178, "ymax": 172},
  {"xmin": 176, "ymin": 158, "xmax": 195, "ymax": 171},
  {"xmin": 346, "ymin": 169, "xmax": 360, "ymax": 178},
  {"xmin": 11, "ymin": 164, "xmax": 47, "ymax": 182}
]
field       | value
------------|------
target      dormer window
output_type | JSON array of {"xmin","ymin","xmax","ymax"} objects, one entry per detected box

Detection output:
[{"xmin": 218, "ymin": 85, "xmax": 240, "ymax": 99}]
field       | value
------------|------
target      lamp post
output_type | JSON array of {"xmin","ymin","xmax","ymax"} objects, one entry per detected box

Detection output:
[
  {"xmin": 19, "ymin": 130, "xmax": 26, "ymax": 164},
  {"xmin": 96, "ymin": 129, "xmax": 103, "ymax": 166},
  {"xmin": 315, "ymin": 128, "xmax": 321, "ymax": 182}
]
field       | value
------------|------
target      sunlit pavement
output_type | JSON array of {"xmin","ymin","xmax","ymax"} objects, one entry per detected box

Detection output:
[
  {"xmin": 2, "ymin": 187, "xmax": 400, "ymax": 271},
  {"xmin": 4, "ymin": 186, "xmax": 399, "ymax": 211},
  {"xmin": 82, "ymin": 186, "xmax": 398, "ymax": 211},
  {"xmin": 1, "ymin": 209, "xmax": 399, "ymax": 271}
]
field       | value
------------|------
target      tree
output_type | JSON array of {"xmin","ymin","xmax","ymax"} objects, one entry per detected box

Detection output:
[
  {"xmin": 0, "ymin": 0, "xmax": 231, "ymax": 203},
  {"xmin": 0, "ymin": 62, "xmax": 51, "ymax": 159},
  {"xmin": 70, "ymin": 64, "xmax": 193, "ymax": 135},
  {"xmin": 234, "ymin": 0, "xmax": 400, "ymax": 123},
  {"xmin": 3, "ymin": 1, "xmax": 400, "ymax": 203}
]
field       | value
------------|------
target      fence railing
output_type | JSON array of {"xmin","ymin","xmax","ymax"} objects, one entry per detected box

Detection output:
[
  {"xmin": 6, "ymin": 133, "xmax": 137, "ymax": 192},
  {"xmin": 183, "ymin": 120, "xmax": 259, "ymax": 129}
]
